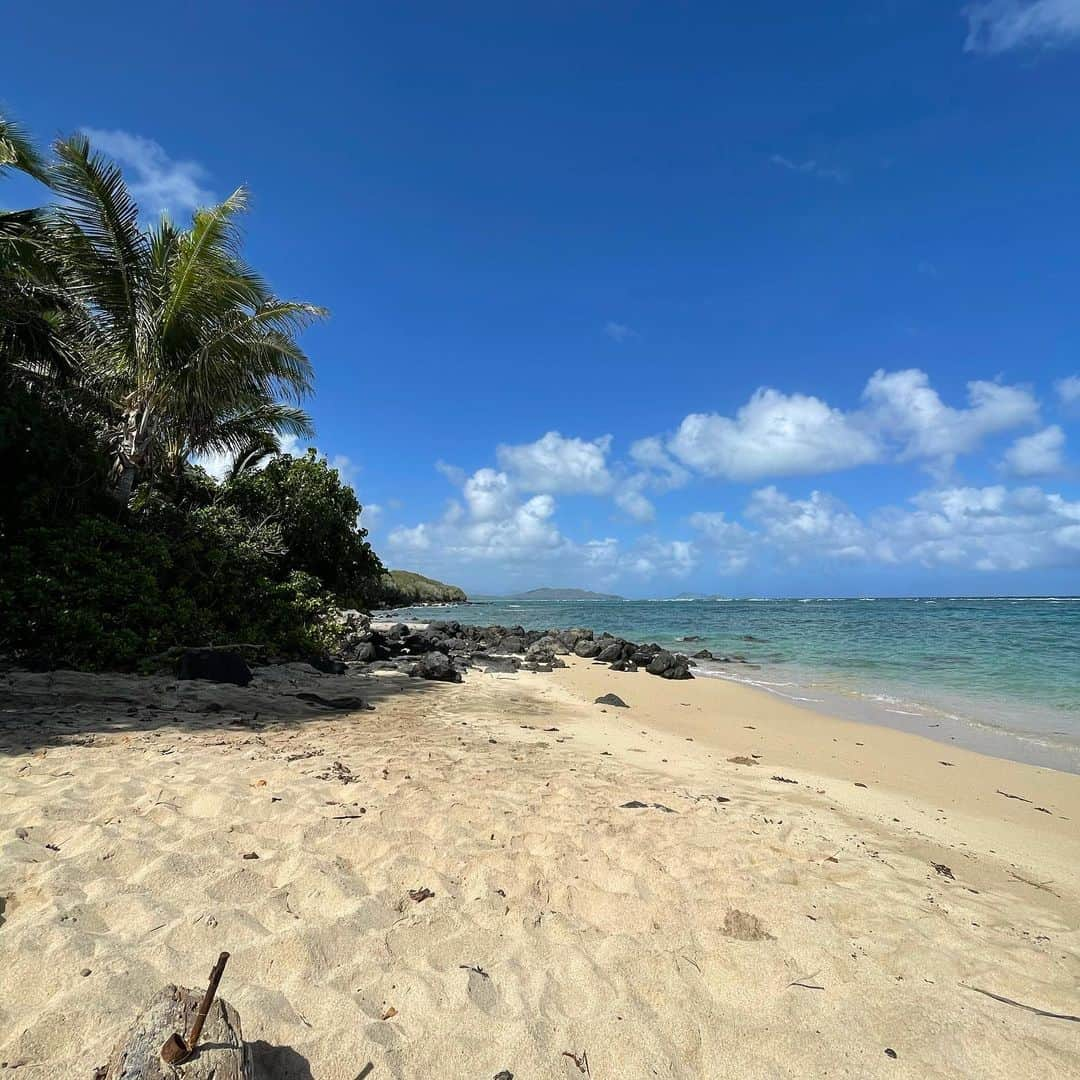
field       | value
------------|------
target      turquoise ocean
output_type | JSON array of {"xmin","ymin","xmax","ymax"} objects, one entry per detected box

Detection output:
[{"xmin": 386, "ymin": 597, "xmax": 1080, "ymax": 773}]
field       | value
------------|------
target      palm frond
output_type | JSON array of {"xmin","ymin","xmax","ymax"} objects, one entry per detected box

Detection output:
[
  {"xmin": 48, "ymin": 134, "xmax": 149, "ymax": 352},
  {"xmin": 0, "ymin": 109, "xmax": 47, "ymax": 182}
]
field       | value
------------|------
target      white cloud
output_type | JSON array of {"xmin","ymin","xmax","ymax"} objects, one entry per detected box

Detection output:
[
  {"xmin": 192, "ymin": 449, "xmax": 232, "ymax": 481},
  {"xmin": 463, "ymin": 468, "xmax": 517, "ymax": 520},
  {"xmin": 1056, "ymin": 374, "xmax": 1080, "ymax": 405},
  {"xmin": 496, "ymin": 431, "xmax": 613, "ymax": 495},
  {"xmin": 625, "ymin": 538, "xmax": 699, "ymax": 578},
  {"xmin": 629, "ymin": 436, "xmax": 690, "ymax": 491},
  {"xmin": 1001, "ymin": 425, "xmax": 1066, "ymax": 476},
  {"xmin": 604, "ymin": 321, "xmax": 638, "ymax": 342},
  {"xmin": 878, "ymin": 485, "xmax": 1080, "ymax": 571},
  {"xmin": 744, "ymin": 486, "xmax": 879, "ymax": 561},
  {"xmin": 769, "ymin": 154, "xmax": 847, "ymax": 183},
  {"xmin": 81, "ymin": 128, "xmax": 214, "ymax": 219},
  {"xmin": 863, "ymin": 368, "xmax": 1039, "ymax": 474},
  {"xmin": 687, "ymin": 480, "xmax": 1080, "ymax": 575},
  {"xmin": 614, "ymin": 486, "xmax": 655, "ymax": 523},
  {"xmin": 361, "ymin": 503, "xmax": 383, "ymax": 530},
  {"xmin": 669, "ymin": 388, "xmax": 881, "ymax": 481},
  {"xmin": 964, "ymin": 0, "xmax": 1080, "ymax": 54},
  {"xmin": 435, "ymin": 460, "xmax": 467, "ymax": 485},
  {"xmin": 686, "ymin": 512, "xmax": 753, "ymax": 572}
]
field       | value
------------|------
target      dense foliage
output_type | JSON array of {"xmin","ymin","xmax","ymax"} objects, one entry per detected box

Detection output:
[
  {"xmin": 377, "ymin": 569, "xmax": 468, "ymax": 607},
  {"xmin": 1, "ymin": 112, "xmax": 383, "ymax": 669}
]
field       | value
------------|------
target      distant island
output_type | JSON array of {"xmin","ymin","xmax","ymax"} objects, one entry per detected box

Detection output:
[
  {"xmin": 377, "ymin": 569, "xmax": 467, "ymax": 607},
  {"xmin": 496, "ymin": 587, "xmax": 625, "ymax": 601}
]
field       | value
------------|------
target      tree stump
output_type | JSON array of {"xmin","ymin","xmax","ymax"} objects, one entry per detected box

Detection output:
[{"xmin": 102, "ymin": 984, "xmax": 253, "ymax": 1079}]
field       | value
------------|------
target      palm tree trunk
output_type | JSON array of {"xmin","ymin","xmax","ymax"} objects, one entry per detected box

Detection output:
[{"xmin": 112, "ymin": 460, "xmax": 138, "ymax": 504}]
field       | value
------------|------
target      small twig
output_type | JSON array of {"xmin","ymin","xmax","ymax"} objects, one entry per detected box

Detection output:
[
  {"xmin": 961, "ymin": 984, "xmax": 1080, "ymax": 1023},
  {"xmin": 459, "ymin": 963, "xmax": 490, "ymax": 978},
  {"xmin": 680, "ymin": 954, "xmax": 702, "ymax": 973},
  {"xmin": 996, "ymin": 789, "xmax": 1031, "ymax": 803},
  {"xmin": 1008, "ymin": 871, "xmax": 1061, "ymax": 898},
  {"xmin": 561, "ymin": 1049, "xmax": 591, "ymax": 1075}
]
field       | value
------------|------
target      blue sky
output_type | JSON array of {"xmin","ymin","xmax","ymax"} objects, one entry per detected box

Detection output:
[{"xmin": 6, "ymin": 2, "xmax": 1080, "ymax": 596}]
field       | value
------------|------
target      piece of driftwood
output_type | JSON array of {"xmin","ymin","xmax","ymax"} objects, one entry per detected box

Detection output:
[{"xmin": 103, "ymin": 984, "xmax": 253, "ymax": 1079}]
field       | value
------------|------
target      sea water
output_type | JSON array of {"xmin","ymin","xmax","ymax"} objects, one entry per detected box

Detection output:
[{"xmin": 386, "ymin": 597, "xmax": 1080, "ymax": 773}]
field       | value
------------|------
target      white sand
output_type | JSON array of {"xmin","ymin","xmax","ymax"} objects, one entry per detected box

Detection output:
[{"xmin": 1, "ymin": 659, "xmax": 1077, "ymax": 1078}]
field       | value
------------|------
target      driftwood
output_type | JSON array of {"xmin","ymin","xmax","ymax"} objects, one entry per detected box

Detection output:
[{"xmin": 102, "ymin": 984, "xmax": 253, "ymax": 1079}]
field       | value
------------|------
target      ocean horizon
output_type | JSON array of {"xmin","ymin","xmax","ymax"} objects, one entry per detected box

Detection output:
[{"xmin": 388, "ymin": 595, "xmax": 1080, "ymax": 774}]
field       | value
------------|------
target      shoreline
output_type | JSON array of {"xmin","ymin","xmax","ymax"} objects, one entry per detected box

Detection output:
[
  {"xmin": 1, "ymin": 657, "xmax": 1078, "ymax": 1075},
  {"xmin": 383, "ymin": 604, "xmax": 1080, "ymax": 776}
]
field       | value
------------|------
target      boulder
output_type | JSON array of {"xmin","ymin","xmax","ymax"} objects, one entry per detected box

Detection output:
[
  {"xmin": 470, "ymin": 653, "xmax": 520, "ymax": 674},
  {"xmin": 177, "ymin": 649, "xmax": 252, "ymax": 687},
  {"xmin": 595, "ymin": 693, "xmax": 629, "ymax": 707},
  {"xmin": 645, "ymin": 651, "xmax": 693, "ymax": 680},
  {"xmin": 609, "ymin": 659, "xmax": 638, "ymax": 672},
  {"xmin": 498, "ymin": 635, "xmax": 525, "ymax": 655},
  {"xmin": 410, "ymin": 651, "xmax": 462, "ymax": 682},
  {"xmin": 631, "ymin": 646, "xmax": 660, "ymax": 666},
  {"xmin": 348, "ymin": 641, "xmax": 380, "ymax": 663},
  {"xmin": 692, "ymin": 649, "xmax": 714, "ymax": 660},
  {"xmin": 596, "ymin": 641, "xmax": 625, "ymax": 663},
  {"xmin": 573, "ymin": 639, "xmax": 603, "ymax": 658},
  {"xmin": 307, "ymin": 654, "xmax": 347, "ymax": 675}
]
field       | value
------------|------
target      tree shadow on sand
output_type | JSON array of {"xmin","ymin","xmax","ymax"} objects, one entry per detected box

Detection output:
[{"xmin": 0, "ymin": 662, "xmax": 453, "ymax": 756}]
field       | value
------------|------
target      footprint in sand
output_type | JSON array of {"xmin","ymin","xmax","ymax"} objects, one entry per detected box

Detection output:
[{"xmin": 464, "ymin": 964, "xmax": 499, "ymax": 1013}]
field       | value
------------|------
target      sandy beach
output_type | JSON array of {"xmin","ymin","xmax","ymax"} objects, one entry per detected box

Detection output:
[{"xmin": 1, "ymin": 657, "xmax": 1078, "ymax": 1078}]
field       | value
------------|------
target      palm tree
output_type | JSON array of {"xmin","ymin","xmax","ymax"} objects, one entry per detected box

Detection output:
[
  {"xmin": 0, "ymin": 114, "xmax": 77, "ymax": 383},
  {"xmin": 10, "ymin": 125, "xmax": 323, "ymax": 503}
]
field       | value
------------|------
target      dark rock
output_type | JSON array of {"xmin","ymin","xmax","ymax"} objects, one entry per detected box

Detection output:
[
  {"xmin": 177, "ymin": 649, "xmax": 252, "ymax": 687},
  {"xmin": 307, "ymin": 654, "xmax": 347, "ymax": 675},
  {"xmin": 630, "ymin": 645, "xmax": 660, "ymax": 665},
  {"xmin": 573, "ymin": 639, "xmax": 602, "ymax": 658},
  {"xmin": 596, "ymin": 641, "xmax": 625, "ymax": 663},
  {"xmin": 645, "ymin": 651, "xmax": 693, "ymax": 680},
  {"xmin": 608, "ymin": 659, "xmax": 638, "ymax": 672},
  {"xmin": 692, "ymin": 649, "xmax": 714, "ymax": 660},
  {"xmin": 349, "ymin": 641, "xmax": 380, "ymax": 663},
  {"xmin": 595, "ymin": 693, "xmax": 628, "ymax": 708},
  {"xmin": 410, "ymin": 651, "xmax": 462, "ymax": 682},
  {"xmin": 385, "ymin": 623, "xmax": 409, "ymax": 638},
  {"xmin": 498, "ymin": 635, "xmax": 525, "ymax": 655},
  {"xmin": 470, "ymin": 653, "xmax": 520, "ymax": 674}
]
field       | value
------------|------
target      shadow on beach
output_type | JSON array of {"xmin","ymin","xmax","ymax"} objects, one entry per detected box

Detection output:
[{"xmin": 0, "ymin": 662, "xmax": 449, "ymax": 756}]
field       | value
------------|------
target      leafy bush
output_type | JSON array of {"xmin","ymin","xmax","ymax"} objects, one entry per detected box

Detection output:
[
  {"xmin": 221, "ymin": 449, "xmax": 383, "ymax": 607},
  {"xmin": 0, "ymin": 450, "xmax": 386, "ymax": 670}
]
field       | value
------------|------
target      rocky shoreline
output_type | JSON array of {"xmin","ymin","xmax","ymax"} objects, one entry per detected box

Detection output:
[{"xmin": 333, "ymin": 614, "xmax": 699, "ymax": 682}]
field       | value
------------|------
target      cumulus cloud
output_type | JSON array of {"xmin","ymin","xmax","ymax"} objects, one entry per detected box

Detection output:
[
  {"xmin": 964, "ymin": 0, "xmax": 1080, "ymax": 54},
  {"xmin": 1056, "ymin": 374, "xmax": 1080, "ymax": 405},
  {"xmin": 1001, "ymin": 425, "xmax": 1066, "ymax": 476},
  {"xmin": 81, "ymin": 128, "xmax": 215, "ymax": 219},
  {"xmin": 687, "ymin": 479, "xmax": 1080, "ymax": 575},
  {"xmin": 660, "ymin": 370, "xmax": 1039, "ymax": 485},
  {"xmin": 496, "ymin": 431, "xmax": 613, "ymax": 495},
  {"xmin": 629, "ymin": 436, "xmax": 690, "ymax": 491},
  {"xmin": 744, "ymin": 487, "xmax": 880, "ymax": 561},
  {"xmin": 669, "ymin": 389, "xmax": 881, "ymax": 481},
  {"xmin": 863, "ymin": 369, "xmax": 1040, "ymax": 474},
  {"xmin": 614, "ymin": 486, "xmax": 656, "ymax": 523},
  {"xmin": 686, "ymin": 512, "xmax": 753, "ymax": 572},
  {"xmin": 878, "ymin": 484, "xmax": 1080, "ymax": 571}
]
